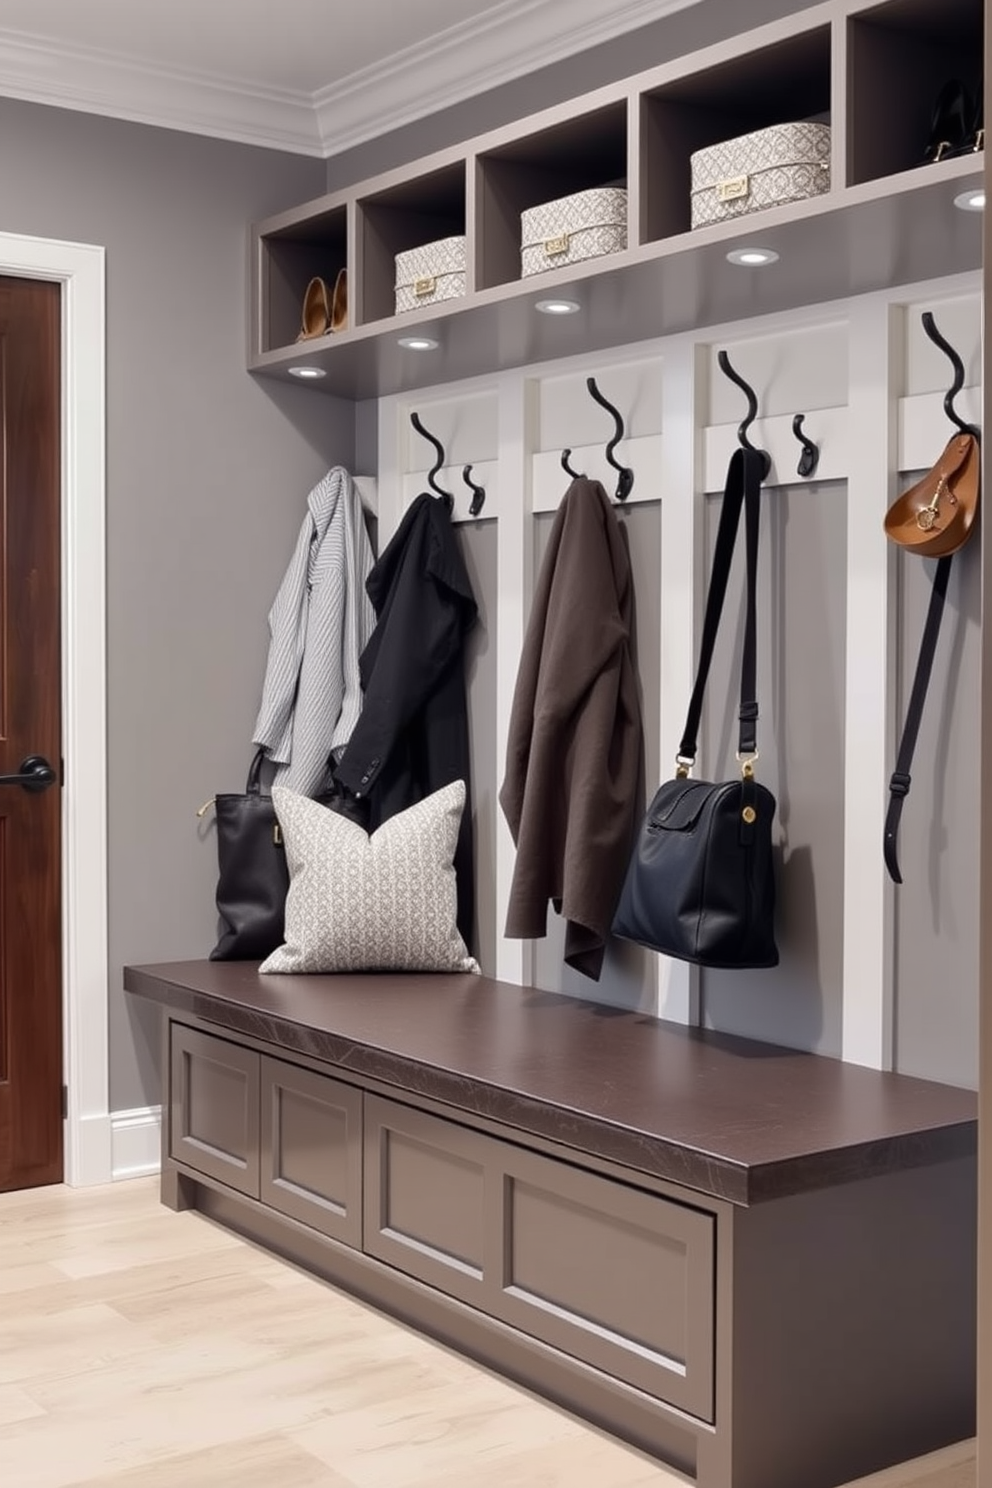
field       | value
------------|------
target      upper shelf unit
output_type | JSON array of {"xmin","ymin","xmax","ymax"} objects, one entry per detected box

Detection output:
[{"xmin": 249, "ymin": 0, "xmax": 984, "ymax": 400}]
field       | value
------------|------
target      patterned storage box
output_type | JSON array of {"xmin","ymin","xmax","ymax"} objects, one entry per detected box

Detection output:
[
  {"xmin": 395, "ymin": 235, "xmax": 467, "ymax": 314},
  {"xmin": 690, "ymin": 122, "xmax": 831, "ymax": 229},
  {"xmin": 520, "ymin": 187, "xmax": 628, "ymax": 278}
]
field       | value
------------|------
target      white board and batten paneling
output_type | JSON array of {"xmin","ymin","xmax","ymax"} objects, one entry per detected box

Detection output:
[{"xmin": 376, "ymin": 271, "xmax": 982, "ymax": 1088}]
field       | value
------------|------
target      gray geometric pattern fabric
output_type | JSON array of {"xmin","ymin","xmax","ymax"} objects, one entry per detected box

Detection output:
[
  {"xmin": 691, "ymin": 122, "xmax": 831, "ymax": 228},
  {"xmin": 252, "ymin": 466, "xmax": 375, "ymax": 796},
  {"xmin": 395, "ymin": 235, "xmax": 467, "ymax": 312},
  {"xmin": 521, "ymin": 187, "xmax": 628, "ymax": 276},
  {"xmin": 259, "ymin": 780, "xmax": 480, "ymax": 975}
]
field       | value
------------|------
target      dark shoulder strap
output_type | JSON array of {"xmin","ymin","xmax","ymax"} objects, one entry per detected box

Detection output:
[
  {"xmin": 678, "ymin": 448, "xmax": 763, "ymax": 769},
  {"xmin": 884, "ymin": 553, "xmax": 953, "ymax": 884}
]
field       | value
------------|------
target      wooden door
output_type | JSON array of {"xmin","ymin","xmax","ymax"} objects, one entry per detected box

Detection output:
[{"xmin": 0, "ymin": 276, "xmax": 62, "ymax": 1192}]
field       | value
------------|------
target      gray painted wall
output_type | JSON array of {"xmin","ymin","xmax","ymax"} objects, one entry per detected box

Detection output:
[
  {"xmin": 460, "ymin": 521, "xmax": 500, "ymax": 975},
  {"xmin": 324, "ymin": 0, "xmax": 817, "ymax": 190},
  {"xmin": 894, "ymin": 518, "xmax": 981, "ymax": 1088},
  {"xmin": 0, "ymin": 97, "xmax": 351, "ymax": 1111}
]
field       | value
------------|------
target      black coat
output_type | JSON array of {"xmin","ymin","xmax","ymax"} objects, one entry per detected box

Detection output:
[{"xmin": 335, "ymin": 493, "xmax": 478, "ymax": 945}]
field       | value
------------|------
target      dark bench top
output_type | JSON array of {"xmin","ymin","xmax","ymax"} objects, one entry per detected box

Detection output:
[{"xmin": 126, "ymin": 960, "xmax": 977, "ymax": 1206}]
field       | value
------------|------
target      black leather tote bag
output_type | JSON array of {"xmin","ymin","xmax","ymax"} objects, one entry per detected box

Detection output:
[
  {"xmin": 613, "ymin": 448, "xmax": 779, "ymax": 969},
  {"xmin": 206, "ymin": 750, "xmax": 369, "ymax": 961},
  {"xmin": 208, "ymin": 747, "xmax": 289, "ymax": 961}
]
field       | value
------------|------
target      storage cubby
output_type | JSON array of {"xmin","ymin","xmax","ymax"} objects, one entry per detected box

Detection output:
[
  {"xmin": 258, "ymin": 203, "xmax": 348, "ymax": 354},
  {"xmin": 475, "ymin": 102, "xmax": 628, "ymax": 290},
  {"xmin": 248, "ymin": 1, "xmax": 983, "ymax": 398},
  {"xmin": 848, "ymin": 0, "xmax": 984, "ymax": 185},
  {"xmin": 640, "ymin": 28, "xmax": 832, "ymax": 243},
  {"xmin": 357, "ymin": 162, "xmax": 466, "ymax": 325}
]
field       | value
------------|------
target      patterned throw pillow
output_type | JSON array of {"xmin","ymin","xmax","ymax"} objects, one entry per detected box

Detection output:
[{"xmin": 259, "ymin": 779, "xmax": 479, "ymax": 975}]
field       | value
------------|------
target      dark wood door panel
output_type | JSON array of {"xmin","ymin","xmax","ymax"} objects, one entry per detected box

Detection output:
[{"xmin": 0, "ymin": 276, "xmax": 62, "ymax": 1193}]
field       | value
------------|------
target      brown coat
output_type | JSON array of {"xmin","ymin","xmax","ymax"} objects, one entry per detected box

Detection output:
[{"xmin": 499, "ymin": 478, "xmax": 644, "ymax": 980}]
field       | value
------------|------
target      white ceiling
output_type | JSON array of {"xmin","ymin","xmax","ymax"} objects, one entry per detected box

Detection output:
[{"xmin": 0, "ymin": 0, "xmax": 701, "ymax": 157}]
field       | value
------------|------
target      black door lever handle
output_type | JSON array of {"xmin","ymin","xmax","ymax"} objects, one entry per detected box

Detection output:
[{"xmin": 0, "ymin": 755, "xmax": 57, "ymax": 792}]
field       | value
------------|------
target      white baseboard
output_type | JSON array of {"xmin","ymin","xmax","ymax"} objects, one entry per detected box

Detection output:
[{"xmin": 111, "ymin": 1105, "xmax": 162, "ymax": 1180}]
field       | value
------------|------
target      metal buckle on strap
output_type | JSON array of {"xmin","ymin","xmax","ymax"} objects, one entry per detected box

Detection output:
[
  {"xmin": 675, "ymin": 755, "xmax": 694, "ymax": 779},
  {"xmin": 736, "ymin": 751, "xmax": 759, "ymax": 779}
]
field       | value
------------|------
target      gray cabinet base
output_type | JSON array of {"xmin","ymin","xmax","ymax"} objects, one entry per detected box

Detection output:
[
  {"xmin": 158, "ymin": 1028, "xmax": 975, "ymax": 1488},
  {"xmin": 163, "ymin": 1158, "xmax": 704, "ymax": 1482}
]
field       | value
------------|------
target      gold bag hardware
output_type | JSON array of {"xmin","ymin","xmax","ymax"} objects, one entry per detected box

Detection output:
[
  {"xmin": 414, "ymin": 276, "xmax": 437, "ymax": 298},
  {"xmin": 718, "ymin": 175, "xmax": 751, "ymax": 203},
  {"xmin": 543, "ymin": 233, "xmax": 571, "ymax": 258}
]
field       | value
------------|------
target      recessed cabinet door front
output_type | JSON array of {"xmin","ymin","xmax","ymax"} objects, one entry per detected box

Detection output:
[
  {"xmin": 260, "ymin": 1056, "xmax": 362, "ymax": 1247},
  {"xmin": 496, "ymin": 1144, "xmax": 715, "ymax": 1421},
  {"xmin": 169, "ymin": 1023, "xmax": 260, "ymax": 1196},
  {"xmin": 364, "ymin": 1095, "xmax": 495, "ymax": 1309}
]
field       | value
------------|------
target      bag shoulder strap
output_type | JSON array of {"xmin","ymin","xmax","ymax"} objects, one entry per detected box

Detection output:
[
  {"xmin": 678, "ymin": 447, "xmax": 763, "ymax": 770},
  {"xmin": 884, "ymin": 553, "xmax": 953, "ymax": 883}
]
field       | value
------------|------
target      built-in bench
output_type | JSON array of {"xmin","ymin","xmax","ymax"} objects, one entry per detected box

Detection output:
[{"xmin": 126, "ymin": 960, "xmax": 978, "ymax": 1488}]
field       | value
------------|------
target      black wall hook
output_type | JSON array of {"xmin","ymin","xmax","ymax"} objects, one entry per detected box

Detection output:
[
  {"xmin": 462, "ymin": 464, "xmax": 486, "ymax": 517},
  {"xmin": 561, "ymin": 448, "xmax": 585, "ymax": 480},
  {"xmin": 921, "ymin": 311, "xmax": 981, "ymax": 441},
  {"xmin": 586, "ymin": 376, "xmax": 634, "ymax": 501},
  {"xmin": 792, "ymin": 414, "xmax": 820, "ymax": 478},
  {"xmin": 717, "ymin": 350, "xmax": 772, "ymax": 480},
  {"xmin": 410, "ymin": 411, "xmax": 454, "ymax": 508}
]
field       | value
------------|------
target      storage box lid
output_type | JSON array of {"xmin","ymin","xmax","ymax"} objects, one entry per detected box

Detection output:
[
  {"xmin": 521, "ymin": 186, "xmax": 628, "ymax": 247},
  {"xmin": 690, "ymin": 121, "xmax": 831, "ymax": 193},
  {"xmin": 394, "ymin": 235, "xmax": 467, "ymax": 287}
]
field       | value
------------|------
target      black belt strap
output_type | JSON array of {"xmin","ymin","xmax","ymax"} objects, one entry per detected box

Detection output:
[
  {"xmin": 679, "ymin": 447, "xmax": 763, "ymax": 767},
  {"xmin": 884, "ymin": 554, "xmax": 953, "ymax": 884}
]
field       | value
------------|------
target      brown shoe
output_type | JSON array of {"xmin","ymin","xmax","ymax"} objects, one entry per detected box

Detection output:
[
  {"xmin": 330, "ymin": 267, "xmax": 348, "ymax": 333},
  {"xmin": 297, "ymin": 276, "xmax": 332, "ymax": 341}
]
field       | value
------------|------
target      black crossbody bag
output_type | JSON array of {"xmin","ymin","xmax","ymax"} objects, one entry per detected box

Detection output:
[{"xmin": 613, "ymin": 447, "xmax": 779, "ymax": 969}]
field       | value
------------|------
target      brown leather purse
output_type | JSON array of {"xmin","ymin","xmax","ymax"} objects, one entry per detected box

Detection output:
[
  {"xmin": 882, "ymin": 430, "xmax": 981, "ymax": 882},
  {"xmin": 883, "ymin": 432, "xmax": 980, "ymax": 558}
]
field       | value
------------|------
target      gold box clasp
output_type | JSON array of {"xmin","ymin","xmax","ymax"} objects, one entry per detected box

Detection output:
[
  {"xmin": 718, "ymin": 174, "xmax": 750, "ymax": 203},
  {"xmin": 543, "ymin": 233, "xmax": 570, "ymax": 258},
  {"xmin": 414, "ymin": 276, "xmax": 437, "ymax": 298}
]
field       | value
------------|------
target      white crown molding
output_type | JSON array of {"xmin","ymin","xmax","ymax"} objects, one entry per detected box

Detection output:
[
  {"xmin": 0, "ymin": 31, "xmax": 323, "ymax": 155},
  {"xmin": 0, "ymin": 0, "xmax": 700, "ymax": 158},
  {"xmin": 313, "ymin": 0, "xmax": 701, "ymax": 158}
]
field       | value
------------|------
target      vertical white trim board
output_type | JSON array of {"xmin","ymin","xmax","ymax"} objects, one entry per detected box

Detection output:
[{"xmin": 0, "ymin": 231, "xmax": 110, "ymax": 1187}]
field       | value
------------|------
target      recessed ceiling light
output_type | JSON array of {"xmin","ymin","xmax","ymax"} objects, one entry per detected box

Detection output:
[
  {"xmin": 953, "ymin": 188, "xmax": 985, "ymax": 212},
  {"xmin": 535, "ymin": 297, "xmax": 581, "ymax": 315},
  {"xmin": 726, "ymin": 247, "xmax": 780, "ymax": 267},
  {"xmin": 288, "ymin": 365, "xmax": 326, "ymax": 379},
  {"xmin": 397, "ymin": 334, "xmax": 439, "ymax": 350}
]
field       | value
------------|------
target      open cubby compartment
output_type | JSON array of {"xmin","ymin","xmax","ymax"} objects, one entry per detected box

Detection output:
[
  {"xmin": 357, "ymin": 162, "xmax": 467, "ymax": 326},
  {"xmin": 475, "ymin": 101, "xmax": 629, "ymax": 290},
  {"xmin": 640, "ymin": 25, "xmax": 832, "ymax": 244},
  {"xmin": 847, "ymin": 0, "xmax": 984, "ymax": 186},
  {"xmin": 258, "ymin": 202, "xmax": 348, "ymax": 353}
]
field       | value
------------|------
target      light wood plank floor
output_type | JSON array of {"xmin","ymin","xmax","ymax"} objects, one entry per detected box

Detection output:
[{"xmin": 0, "ymin": 1179, "xmax": 977, "ymax": 1487}]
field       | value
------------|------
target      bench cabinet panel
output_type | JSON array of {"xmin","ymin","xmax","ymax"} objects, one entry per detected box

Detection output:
[
  {"xmin": 499, "ymin": 1142, "xmax": 715, "ymax": 1420},
  {"xmin": 260, "ymin": 1055, "xmax": 363, "ymax": 1247},
  {"xmin": 169, "ymin": 1024, "xmax": 260, "ymax": 1196},
  {"xmin": 363, "ymin": 1093, "xmax": 715, "ymax": 1419}
]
